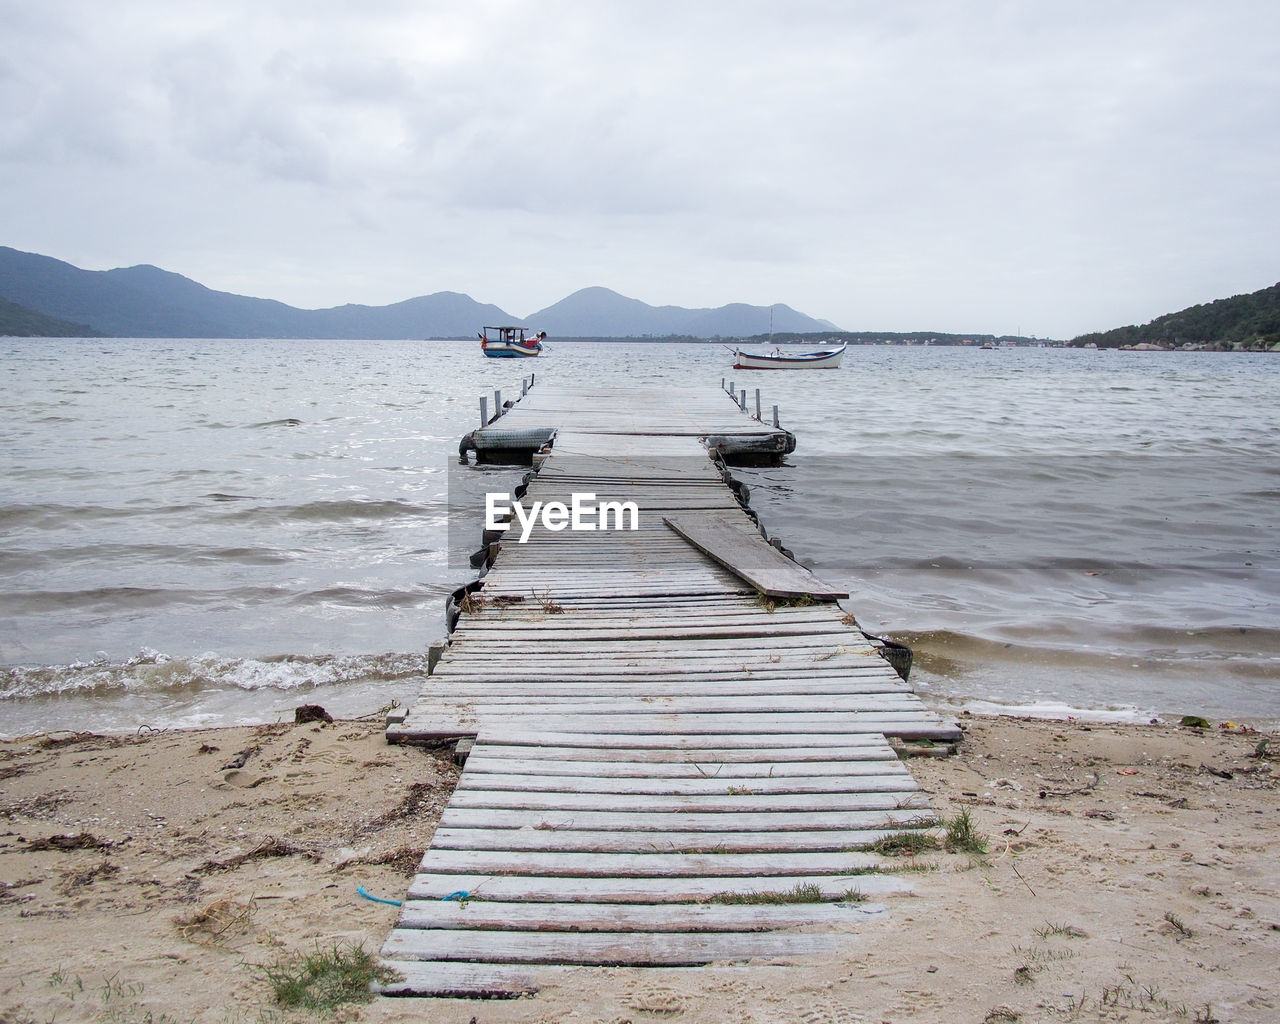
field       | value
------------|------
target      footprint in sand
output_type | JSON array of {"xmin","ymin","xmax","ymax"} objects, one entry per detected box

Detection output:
[
  {"xmin": 624, "ymin": 981, "xmax": 689, "ymax": 1016},
  {"xmin": 797, "ymin": 997, "xmax": 871, "ymax": 1024}
]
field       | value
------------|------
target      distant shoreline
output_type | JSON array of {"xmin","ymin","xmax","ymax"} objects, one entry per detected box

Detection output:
[{"xmin": 11, "ymin": 334, "xmax": 1278, "ymax": 350}]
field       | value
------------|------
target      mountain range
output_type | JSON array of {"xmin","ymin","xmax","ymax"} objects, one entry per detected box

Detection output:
[{"xmin": 0, "ymin": 247, "xmax": 838, "ymax": 339}]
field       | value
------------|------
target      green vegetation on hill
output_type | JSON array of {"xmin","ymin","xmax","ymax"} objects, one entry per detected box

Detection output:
[
  {"xmin": 0, "ymin": 296, "xmax": 105, "ymax": 337},
  {"xmin": 1071, "ymin": 282, "xmax": 1280, "ymax": 351}
]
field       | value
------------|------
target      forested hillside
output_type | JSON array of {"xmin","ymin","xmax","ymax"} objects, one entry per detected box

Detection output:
[
  {"xmin": 0, "ymin": 296, "xmax": 104, "ymax": 337},
  {"xmin": 1071, "ymin": 283, "xmax": 1280, "ymax": 350}
]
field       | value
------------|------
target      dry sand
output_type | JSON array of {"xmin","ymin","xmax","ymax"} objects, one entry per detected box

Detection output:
[{"xmin": 1, "ymin": 711, "xmax": 1277, "ymax": 1024}]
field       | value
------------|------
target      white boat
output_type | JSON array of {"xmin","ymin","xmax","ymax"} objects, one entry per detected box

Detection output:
[
  {"xmin": 732, "ymin": 344, "xmax": 845, "ymax": 369},
  {"xmin": 480, "ymin": 325, "xmax": 545, "ymax": 358}
]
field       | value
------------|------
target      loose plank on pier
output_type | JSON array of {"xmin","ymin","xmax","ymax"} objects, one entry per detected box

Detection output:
[{"xmin": 663, "ymin": 512, "xmax": 849, "ymax": 599}]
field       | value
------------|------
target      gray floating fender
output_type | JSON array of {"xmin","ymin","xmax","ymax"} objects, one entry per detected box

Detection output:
[
  {"xmin": 445, "ymin": 581, "xmax": 484, "ymax": 635},
  {"xmin": 863, "ymin": 632, "xmax": 913, "ymax": 683},
  {"xmin": 471, "ymin": 426, "xmax": 557, "ymax": 452}
]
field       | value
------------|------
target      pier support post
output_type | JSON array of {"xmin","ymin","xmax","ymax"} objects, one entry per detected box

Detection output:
[
  {"xmin": 494, "ymin": 389, "xmax": 502, "ymax": 418},
  {"xmin": 480, "ymin": 396, "xmax": 488, "ymax": 427},
  {"xmin": 773, "ymin": 404, "xmax": 780, "ymax": 428},
  {"xmin": 755, "ymin": 389, "xmax": 761, "ymax": 420},
  {"xmin": 739, "ymin": 389, "xmax": 747, "ymax": 411}
]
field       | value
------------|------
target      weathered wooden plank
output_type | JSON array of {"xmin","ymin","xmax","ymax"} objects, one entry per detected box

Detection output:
[
  {"xmin": 399, "ymin": 711, "xmax": 959, "ymax": 738},
  {"xmin": 405, "ymin": 872, "xmax": 910, "ymax": 903},
  {"xmin": 453, "ymin": 771, "xmax": 911, "ymax": 796},
  {"xmin": 427, "ymin": 825, "xmax": 918, "ymax": 853},
  {"xmin": 391, "ymin": 721, "xmax": 956, "ymax": 748},
  {"xmin": 435, "ymin": 659, "xmax": 888, "ymax": 675},
  {"xmin": 476, "ymin": 584, "xmax": 755, "ymax": 600},
  {"xmin": 459, "ymin": 605, "xmax": 847, "ymax": 624},
  {"xmin": 478, "ymin": 593, "xmax": 759, "ymax": 607},
  {"xmin": 447, "ymin": 635, "xmax": 877, "ymax": 655},
  {"xmin": 442, "ymin": 645, "xmax": 881, "ymax": 662},
  {"xmin": 452, "ymin": 621, "xmax": 856, "ymax": 639},
  {"xmin": 377, "ymin": 959, "xmax": 544, "ymax": 997},
  {"xmin": 454, "ymin": 618, "xmax": 855, "ymax": 635},
  {"xmin": 439, "ymin": 653, "xmax": 882, "ymax": 668},
  {"xmin": 475, "ymin": 579, "xmax": 749, "ymax": 595},
  {"xmin": 426, "ymin": 676, "xmax": 906, "ymax": 694},
  {"xmin": 482, "ymin": 730, "xmax": 903, "ymax": 750},
  {"xmin": 389, "ymin": 717, "xmax": 958, "ymax": 746},
  {"xmin": 460, "ymin": 755, "xmax": 909, "ymax": 776},
  {"xmin": 478, "ymin": 570, "xmax": 740, "ymax": 583},
  {"xmin": 394, "ymin": 898, "xmax": 885, "ymax": 932},
  {"xmin": 429, "ymin": 666, "xmax": 903, "ymax": 684},
  {"xmin": 416, "ymin": 848, "xmax": 887, "ymax": 878},
  {"xmin": 382, "ymin": 928, "xmax": 848, "ymax": 966},
  {"xmin": 441, "ymin": 639, "xmax": 879, "ymax": 655},
  {"xmin": 424, "ymin": 683, "xmax": 908, "ymax": 702},
  {"xmin": 444, "ymin": 789, "xmax": 919, "ymax": 814},
  {"xmin": 423, "ymin": 697, "xmax": 924, "ymax": 717},
  {"xmin": 450, "ymin": 624, "xmax": 864, "ymax": 640},
  {"xmin": 438, "ymin": 806, "xmax": 935, "ymax": 832},
  {"xmin": 432, "ymin": 651, "xmax": 887, "ymax": 669},
  {"xmin": 379, "ymin": 948, "xmax": 862, "ymax": 998},
  {"xmin": 663, "ymin": 513, "xmax": 848, "ymax": 599},
  {"xmin": 467, "ymin": 743, "xmax": 897, "ymax": 764},
  {"xmin": 453, "ymin": 616, "xmax": 866, "ymax": 633}
]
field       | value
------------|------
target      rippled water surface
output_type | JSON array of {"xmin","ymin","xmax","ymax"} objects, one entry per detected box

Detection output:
[{"xmin": 2, "ymin": 338, "xmax": 1277, "ymax": 734}]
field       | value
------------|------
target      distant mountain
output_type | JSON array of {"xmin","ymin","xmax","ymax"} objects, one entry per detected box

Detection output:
[
  {"xmin": 1071, "ymin": 282, "xmax": 1280, "ymax": 351},
  {"xmin": 529, "ymin": 286, "xmax": 839, "ymax": 337},
  {"xmin": 0, "ymin": 247, "xmax": 841, "ymax": 339},
  {"xmin": 0, "ymin": 247, "xmax": 513, "ymax": 339},
  {"xmin": 0, "ymin": 295, "xmax": 104, "ymax": 337}
]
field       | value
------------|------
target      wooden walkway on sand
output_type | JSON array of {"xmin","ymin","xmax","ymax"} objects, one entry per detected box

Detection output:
[{"xmin": 381, "ymin": 382, "xmax": 960, "ymax": 998}]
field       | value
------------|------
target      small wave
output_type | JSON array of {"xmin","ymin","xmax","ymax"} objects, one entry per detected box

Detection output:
[
  {"xmin": 3, "ymin": 585, "xmax": 292, "ymax": 615},
  {"xmin": 222, "ymin": 499, "xmax": 440, "ymax": 524},
  {"xmin": 0, "ymin": 649, "xmax": 431, "ymax": 701},
  {"xmin": 288, "ymin": 586, "xmax": 433, "ymax": 609},
  {"xmin": 0, "ymin": 503, "xmax": 131, "ymax": 528},
  {"xmin": 247, "ymin": 417, "xmax": 303, "ymax": 428},
  {"xmin": 288, "ymin": 499, "xmax": 433, "ymax": 522},
  {"xmin": 898, "ymin": 625, "xmax": 1280, "ymax": 669},
  {"xmin": 205, "ymin": 492, "xmax": 258, "ymax": 502},
  {"xmin": 940, "ymin": 698, "xmax": 1158, "ymax": 724}
]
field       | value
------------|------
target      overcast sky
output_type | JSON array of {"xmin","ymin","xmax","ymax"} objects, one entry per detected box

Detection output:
[{"xmin": 3, "ymin": 1, "xmax": 1277, "ymax": 338}]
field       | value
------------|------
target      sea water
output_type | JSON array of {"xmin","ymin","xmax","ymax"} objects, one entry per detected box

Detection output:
[{"xmin": 2, "ymin": 338, "xmax": 1277, "ymax": 735}]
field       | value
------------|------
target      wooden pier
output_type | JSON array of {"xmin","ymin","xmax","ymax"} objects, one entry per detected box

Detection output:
[{"xmin": 381, "ymin": 381, "xmax": 960, "ymax": 997}]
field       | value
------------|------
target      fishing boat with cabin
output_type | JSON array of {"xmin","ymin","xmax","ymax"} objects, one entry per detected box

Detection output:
[{"xmin": 479, "ymin": 325, "xmax": 546, "ymax": 358}]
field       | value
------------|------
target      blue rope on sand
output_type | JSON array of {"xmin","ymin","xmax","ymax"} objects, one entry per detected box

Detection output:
[
  {"xmin": 442, "ymin": 890, "xmax": 471, "ymax": 901},
  {"xmin": 356, "ymin": 885, "xmax": 403, "ymax": 907}
]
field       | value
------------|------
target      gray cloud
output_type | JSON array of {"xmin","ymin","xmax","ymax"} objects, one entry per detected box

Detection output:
[{"xmin": 1, "ymin": 0, "xmax": 1277, "ymax": 336}]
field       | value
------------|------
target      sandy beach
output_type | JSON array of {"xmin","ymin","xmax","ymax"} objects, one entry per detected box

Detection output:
[{"xmin": 1, "ymin": 711, "xmax": 1276, "ymax": 1024}]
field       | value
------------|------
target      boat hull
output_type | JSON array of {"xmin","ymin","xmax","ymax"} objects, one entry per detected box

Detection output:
[
  {"xmin": 482, "ymin": 344, "xmax": 542, "ymax": 358},
  {"xmin": 733, "ymin": 345, "xmax": 844, "ymax": 369}
]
